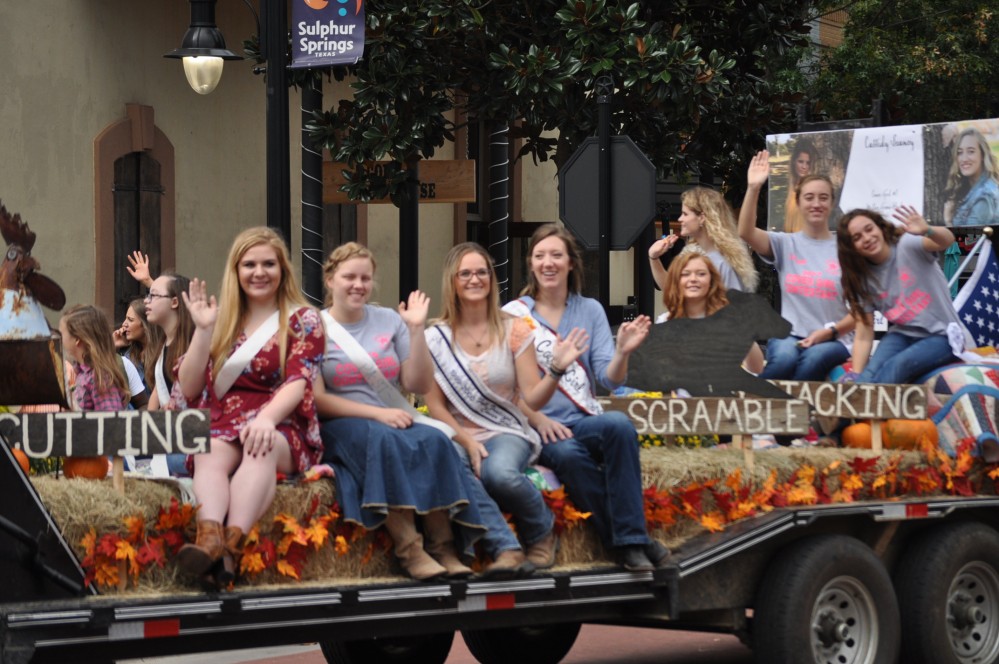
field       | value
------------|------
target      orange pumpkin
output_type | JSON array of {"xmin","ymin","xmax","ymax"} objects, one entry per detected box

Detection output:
[
  {"xmin": 63, "ymin": 456, "xmax": 109, "ymax": 480},
  {"xmin": 840, "ymin": 419, "xmax": 939, "ymax": 450},
  {"xmin": 12, "ymin": 448, "xmax": 30, "ymax": 475}
]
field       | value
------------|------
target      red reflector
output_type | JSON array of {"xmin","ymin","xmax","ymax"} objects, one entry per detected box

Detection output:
[
  {"xmin": 485, "ymin": 594, "xmax": 515, "ymax": 610},
  {"xmin": 905, "ymin": 504, "xmax": 929, "ymax": 518},
  {"xmin": 144, "ymin": 619, "xmax": 180, "ymax": 638}
]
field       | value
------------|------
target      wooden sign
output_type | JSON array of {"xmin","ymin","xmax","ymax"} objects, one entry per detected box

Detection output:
[
  {"xmin": 600, "ymin": 397, "xmax": 811, "ymax": 435},
  {"xmin": 323, "ymin": 160, "xmax": 476, "ymax": 204},
  {"xmin": 766, "ymin": 381, "xmax": 928, "ymax": 420},
  {"xmin": 0, "ymin": 410, "xmax": 210, "ymax": 458}
]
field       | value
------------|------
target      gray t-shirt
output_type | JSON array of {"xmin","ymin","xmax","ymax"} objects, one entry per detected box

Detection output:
[
  {"xmin": 320, "ymin": 305, "xmax": 411, "ymax": 408},
  {"xmin": 864, "ymin": 233, "xmax": 967, "ymax": 339},
  {"xmin": 766, "ymin": 232, "xmax": 849, "ymax": 344},
  {"xmin": 706, "ymin": 249, "xmax": 745, "ymax": 291}
]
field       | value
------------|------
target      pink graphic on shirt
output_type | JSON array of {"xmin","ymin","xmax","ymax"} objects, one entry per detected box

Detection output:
[
  {"xmin": 899, "ymin": 269, "xmax": 914, "ymax": 286},
  {"xmin": 331, "ymin": 353, "xmax": 401, "ymax": 387},
  {"xmin": 826, "ymin": 259, "xmax": 841, "ymax": 276},
  {"xmin": 789, "ymin": 253, "xmax": 807, "ymax": 265},
  {"xmin": 785, "ymin": 270, "xmax": 838, "ymax": 300},
  {"xmin": 884, "ymin": 289, "xmax": 931, "ymax": 325},
  {"xmin": 374, "ymin": 334, "xmax": 392, "ymax": 348}
]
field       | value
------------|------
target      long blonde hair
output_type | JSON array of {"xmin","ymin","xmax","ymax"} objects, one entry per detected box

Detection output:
[
  {"xmin": 322, "ymin": 242, "xmax": 376, "ymax": 307},
  {"xmin": 681, "ymin": 187, "xmax": 759, "ymax": 292},
  {"xmin": 945, "ymin": 128, "xmax": 999, "ymax": 205},
  {"xmin": 210, "ymin": 227, "xmax": 309, "ymax": 381},
  {"xmin": 433, "ymin": 242, "xmax": 507, "ymax": 347},
  {"xmin": 61, "ymin": 305, "xmax": 129, "ymax": 396}
]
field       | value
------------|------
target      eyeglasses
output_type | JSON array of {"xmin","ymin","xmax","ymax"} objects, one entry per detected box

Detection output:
[
  {"xmin": 144, "ymin": 292, "xmax": 171, "ymax": 301},
  {"xmin": 456, "ymin": 268, "xmax": 490, "ymax": 282}
]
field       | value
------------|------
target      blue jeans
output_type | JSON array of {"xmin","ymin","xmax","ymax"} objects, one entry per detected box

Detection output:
[
  {"xmin": 858, "ymin": 332, "xmax": 956, "ymax": 384},
  {"xmin": 449, "ymin": 441, "xmax": 521, "ymax": 556},
  {"xmin": 760, "ymin": 336, "xmax": 850, "ymax": 381},
  {"xmin": 538, "ymin": 412, "xmax": 649, "ymax": 549},
  {"xmin": 480, "ymin": 434, "xmax": 554, "ymax": 547}
]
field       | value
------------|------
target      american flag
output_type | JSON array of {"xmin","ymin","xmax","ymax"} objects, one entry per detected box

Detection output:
[{"xmin": 954, "ymin": 241, "xmax": 999, "ymax": 349}]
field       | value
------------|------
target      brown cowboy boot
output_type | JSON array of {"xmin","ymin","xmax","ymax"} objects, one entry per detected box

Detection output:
[
  {"xmin": 216, "ymin": 525, "xmax": 246, "ymax": 588},
  {"xmin": 177, "ymin": 519, "xmax": 224, "ymax": 576},
  {"xmin": 384, "ymin": 509, "xmax": 447, "ymax": 581},
  {"xmin": 422, "ymin": 510, "xmax": 473, "ymax": 579}
]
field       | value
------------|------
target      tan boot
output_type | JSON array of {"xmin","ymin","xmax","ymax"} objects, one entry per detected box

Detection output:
[
  {"xmin": 177, "ymin": 519, "xmax": 224, "ymax": 576},
  {"xmin": 525, "ymin": 531, "xmax": 558, "ymax": 570},
  {"xmin": 384, "ymin": 509, "xmax": 447, "ymax": 581},
  {"xmin": 216, "ymin": 525, "xmax": 246, "ymax": 587},
  {"xmin": 422, "ymin": 510, "xmax": 473, "ymax": 579},
  {"xmin": 482, "ymin": 549, "xmax": 529, "ymax": 580}
]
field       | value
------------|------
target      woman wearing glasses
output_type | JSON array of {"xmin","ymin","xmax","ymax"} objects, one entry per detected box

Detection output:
[{"xmin": 424, "ymin": 243, "xmax": 587, "ymax": 570}]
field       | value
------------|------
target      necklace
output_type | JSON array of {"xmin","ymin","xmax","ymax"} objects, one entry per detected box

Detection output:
[{"xmin": 461, "ymin": 325, "xmax": 490, "ymax": 349}]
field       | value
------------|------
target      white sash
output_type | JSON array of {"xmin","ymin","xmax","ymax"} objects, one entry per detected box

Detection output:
[
  {"xmin": 320, "ymin": 310, "xmax": 457, "ymax": 439},
  {"xmin": 214, "ymin": 310, "xmax": 281, "ymax": 400},
  {"xmin": 154, "ymin": 348, "xmax": 170, "ymax": 406},
  {"xmin": 503, "ymin": 299, "xmax": 603, "ymax": 416},
  {"xmin": 425, "ymin": 324, "xmax": 541, "ymax": 460}
]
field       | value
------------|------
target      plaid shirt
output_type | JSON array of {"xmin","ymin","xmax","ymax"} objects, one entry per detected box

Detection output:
[{"xmin": 73, "ymin": 363, "xmax": 128, "ymax": 412}]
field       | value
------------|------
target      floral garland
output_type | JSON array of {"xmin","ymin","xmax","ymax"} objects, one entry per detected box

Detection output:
[{"xmin": 79, "ymin": 437, "xmax": 994, "ymax": 589}]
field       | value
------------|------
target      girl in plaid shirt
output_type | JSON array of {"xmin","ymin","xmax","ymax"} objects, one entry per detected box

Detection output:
[{"xmin": 59, "ymin": 305, "xmax": 129, "ymax": 412}]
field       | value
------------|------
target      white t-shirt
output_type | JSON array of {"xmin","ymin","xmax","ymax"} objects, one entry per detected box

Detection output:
[{"xmin": 121, "ymin": 356, "xmax": 145, "ymax": 397}]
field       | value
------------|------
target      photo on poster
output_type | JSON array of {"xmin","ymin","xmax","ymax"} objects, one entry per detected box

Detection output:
[{"xmin": 767, "ymin": 118, "xmax": 999, "ymax": 230}]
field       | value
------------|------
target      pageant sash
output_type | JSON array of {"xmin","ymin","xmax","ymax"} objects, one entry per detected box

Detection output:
[
  {"xmin": 503, "ymin": 299, "xmax": 603, "ymax": 416},
  {"xmin": 154, "ymin": 348, "xmax": 170, "ymax": 406},
  {"xmin": 320, "ymin": 310, "xmax": 457, "ymax": 439},
  {"xmin": 425, "ymin": 324, "xmax": 541, "ymax": 456},
  {"xmin": 214, "ymin": 310, "xmax": 281, "ymax": 401}
]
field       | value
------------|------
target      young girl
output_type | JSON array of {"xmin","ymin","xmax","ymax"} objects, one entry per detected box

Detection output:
[
  {"xmin": 739, "ymin": 151, "xmax": 855, "ymax": 380},
  {"xmin": 424, "ymin": 243, "xmax": 586, "ymax": 570},
  {"xmin": 176, "ymin": 228, "xmax": 324, "ymax": 586},
  {"xmin": 316, "ymin": 243, "xmax": 526, "ymax": 580},
  {"xmin": 505, "ymin": 224, "xmax": 667, "ymax": 572},
  {"xmin": 60, "ymin": 304, "xmax": 129, "ymax": 418},
  {"xmin": 838, "ymin": 207, "xmax": 970, "ymax": 383},
  {"xmin": 648, "ymin": 187, "xmax": 758, "ymax": 294},
  {"xmin": 943, "ymin": 127, "xmax": 999, "ymax": 227},
  {"xmin": 113, "ymin": 298, "xmax": 164, "ymax": 389}
]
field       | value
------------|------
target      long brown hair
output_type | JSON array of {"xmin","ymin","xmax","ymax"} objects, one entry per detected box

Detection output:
[
  {"xmin": 836, "ymin": 209, "xmax": 901, "ymax": 318},
  {"xmin": 61, "ymin": 305, "xmax": 129, "ymax": 396},
  {"xmin": 662, "ymin": 250, "xmax": 730, "ymax": 320},
  {"xmin": 125, "ymin": 297, "xmax": 165, "ymax": 387},
  {"xmin": 158, "ymin": 272, "xmax": 195, "ymax": 380},
  {"xmin": 210, "ymin": 227, "xmax": 309, "ymax": 381},
  {"xmin": 433, "ymin": 242, "xmax": 506, "ymax": 346},
  {"xmin": 520, "ymin": 223, "xmax": 584, "ymax": 297}
]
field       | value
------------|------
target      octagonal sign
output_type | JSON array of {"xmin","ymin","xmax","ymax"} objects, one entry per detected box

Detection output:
[{"xmin": 558, "ymin": 136, "xmax": 657, "ymax": 250}]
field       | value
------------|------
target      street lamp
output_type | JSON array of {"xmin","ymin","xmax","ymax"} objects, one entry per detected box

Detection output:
[
  {"xmin": 164, "ymin": 0, "xmax": 242, "ymax": 95},
  {"xmin": 165, "ymin": 0, "xmax": 291, "ymax": 243}
]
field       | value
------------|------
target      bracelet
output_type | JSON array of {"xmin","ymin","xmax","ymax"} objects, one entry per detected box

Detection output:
[
  {"xmin": 924, "ymin": 226, "xmax": 935, "ymax": 238},
  {"xmin": 549, "ymin": 364, "xmax": 567, "ymax": 379},
  {"xmin": 824, "ymin": 322, "xmax": 838, "ymax": 340}
]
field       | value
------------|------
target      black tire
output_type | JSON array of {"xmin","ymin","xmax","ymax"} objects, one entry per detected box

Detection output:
[
  {"xmin": 461, "ymin": 622, "xmax": 581, "ymax": 664},
  {"xmin": 319, "ymin": 631, "xmax": 454, "ymax": 664},
  {"xmin": 895, "ymin": 522, "xmax": 999, "ymax": 664},
  {"xmin": 753, "ymin": 534, "xmax": 900, "ymax": 664}
]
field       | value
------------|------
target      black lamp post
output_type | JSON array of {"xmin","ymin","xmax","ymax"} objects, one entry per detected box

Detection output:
[{"xmin": 165, "ymin": 0, "xmax": 291, "ymax": 243}]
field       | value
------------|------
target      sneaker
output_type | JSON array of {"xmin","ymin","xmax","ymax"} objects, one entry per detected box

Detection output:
[
  {"xmin": 618, "ymin": 545, "xmax": 654, "ymax": 572},
  {"xmin": 644, "ymin": 540, "xmax": 671, "ymax": 568},
  {"xmin": 525, "ymin": 532, "xmax": 559, "ymax": 570}
]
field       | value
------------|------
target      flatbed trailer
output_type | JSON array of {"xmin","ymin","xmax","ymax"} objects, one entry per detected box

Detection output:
[{"xmin": 5, "ymin": 494, "xmax": 999, "ymax": 664}]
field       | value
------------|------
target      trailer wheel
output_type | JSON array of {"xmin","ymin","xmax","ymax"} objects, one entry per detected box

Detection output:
[
  {"xmin": 461, "ymin": 622, "xmax": 581, "ymax": 664},
  {"xmin": 319, "ymin": 631, "xmax": 454, "ymax": 664},
  {"xmin": 895, "ymin": 522, "xmax": 999, "ymax": 664},
  {"xmin": 753, "ymin": 534, "xmax": 900, "ymax": 664}
]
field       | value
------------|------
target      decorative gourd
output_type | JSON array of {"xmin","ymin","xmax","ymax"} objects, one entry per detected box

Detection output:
[
  {"xmin": 12, "ymin": 448, "xmax": 29, "ymax": 474},
  {"xmin": 63, "ymin": 456, "xmax": 109, "ymax": 480},
  {"xmin": 840, "ymin": 420, "xmax": 939, "ymax": 450}
]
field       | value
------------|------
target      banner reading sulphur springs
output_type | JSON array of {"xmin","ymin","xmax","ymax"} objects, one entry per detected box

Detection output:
[{"xmin": 291, "ymin": 0, "xmax": 365, "ymax": 69}]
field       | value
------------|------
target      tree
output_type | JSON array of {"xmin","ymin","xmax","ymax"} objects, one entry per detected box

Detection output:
[
  {"xmin": 308, "ymin": 0, "xmax": 816, "ymax": 202},
  {"xmin": 807, "ymin": 0, "xmax": 999, "ymax": 125}
]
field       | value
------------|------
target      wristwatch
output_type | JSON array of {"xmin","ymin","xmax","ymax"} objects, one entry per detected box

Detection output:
[{"xmin": 824, "ymin": 322, "xmax": 839, "ymax": 340}]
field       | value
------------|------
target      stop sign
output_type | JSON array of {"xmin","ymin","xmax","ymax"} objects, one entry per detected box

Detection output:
[{"xmin": 558, "ymin": 136, "xmax": 657, "ymax": 250}]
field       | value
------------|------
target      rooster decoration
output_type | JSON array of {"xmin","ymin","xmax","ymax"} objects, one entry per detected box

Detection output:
[{"xmin": 1, "ymin": 200, "xmax": 68, "ymax": 406}]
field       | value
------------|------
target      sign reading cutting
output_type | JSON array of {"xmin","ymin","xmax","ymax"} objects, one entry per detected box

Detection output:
[{"xmin": 0, "ymin": 410, "xmax": 210, "ymax": 458}]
